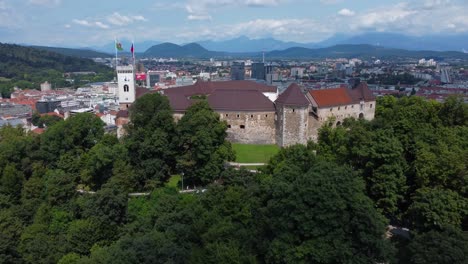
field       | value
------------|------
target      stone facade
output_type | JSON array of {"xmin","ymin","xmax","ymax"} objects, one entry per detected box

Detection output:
[
  {"xmin": 115, "ymin": 80, "xmax": 376, "ymax": 148},
  {"xmin": 276, "ymin": 105, "xmax": 309, "ymax": 147},
  {"xmin": 219, "ymin": 111, "xmax": 276, "ymax": 144}
]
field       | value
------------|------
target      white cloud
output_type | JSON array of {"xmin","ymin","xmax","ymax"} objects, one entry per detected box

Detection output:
[
  {"xmin": 64, "ymin": 24, "xmax": 71, "ymax": 28},
  {"xmin": 73, "ymin": 19, "xmax": 109, "ymax": 29},
  {"xmin": 188, "ymin": 14, "xmax": 212, "ymax": 21},
  {"xmin": 338, "ymin": 8, "xmax": 354, "ymax": 16},
  {"xmin": 28, "ymin": 0, "xmax": 61, "ymax": 7},
  {"xmin": 95, "ymin": 21, "xmax": 109, "ymax": 29},
  {"xmin": 107, "ymin": 12, "xmax": 147, "ymax": 26},
  {"xmin": 184, "ymin": 0, "xmax": 280, "ymax": 20},
  {"xmin": 73, "ymin": 19, "xmax": 91, "ymax": 27}
]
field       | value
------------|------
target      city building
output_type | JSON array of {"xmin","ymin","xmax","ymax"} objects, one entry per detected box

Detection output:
[
  {"xmin": 117, "ymin": 65, "xmax": 136, "ymax": 110},
  {"xmin": 116, "ymin": 77, "xmax": 376, "ymax": 146},
  {"xmin": 251, "ymin": 62, "xmax": 266, "ymax": 80},
  {"xmin": 231, "ymin": 62, "xmax": 245, "ymax": 80}
]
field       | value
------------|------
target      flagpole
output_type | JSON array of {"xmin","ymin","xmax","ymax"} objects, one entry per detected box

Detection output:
[
  {"xmin": 114, "ymin": 37, "xmax": 119, "ymax": 82},
  {"xmin": 132, "ymin": 37, "xmax": 136, "ymax": 73}
]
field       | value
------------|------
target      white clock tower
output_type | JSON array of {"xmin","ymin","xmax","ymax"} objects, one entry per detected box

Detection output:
[{"xmin": 117, "ymin": 65, "xmax": 136, "ymax": 110}]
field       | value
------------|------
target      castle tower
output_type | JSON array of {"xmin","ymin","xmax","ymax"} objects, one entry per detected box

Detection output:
[
  {"xmin": 275, "ymin": 83, "xmax": 310, "ymax": 147},
  {"xmin": 117, "ymin": 65, "xmax": 136, "ymax": 110}
]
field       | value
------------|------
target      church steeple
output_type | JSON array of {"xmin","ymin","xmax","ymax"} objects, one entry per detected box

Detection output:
[{"xmin": 117, "ymin": 65, "xmax": 136, "ymax": 110}]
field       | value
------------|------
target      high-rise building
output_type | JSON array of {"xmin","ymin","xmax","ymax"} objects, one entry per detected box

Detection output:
[
  {"xmin": 231, "ymin": 62, "xmax": 245, "ymax": 80},
  {"xmin": 440, "ymin": 68, "xmax": 452, "ymax": 83},
  {"xmin": 146, "ymin": 71, "xmax": 162, "ymax": 88},
  {"xmin": 117, "ymin": 65, "xmax": 136, "ymax": 110},
  {"xmin": 251, "ymin": 62, "xmax": 266, "ymax": 80}
]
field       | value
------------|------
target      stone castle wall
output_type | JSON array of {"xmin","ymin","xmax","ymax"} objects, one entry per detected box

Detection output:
[
  {"xmin": 276, "ymin": 105, "xmax": 309, "ymax": 147},
  {"xmin": 219, "ymin": 111, "xmax": 277, "ymax": 144}
]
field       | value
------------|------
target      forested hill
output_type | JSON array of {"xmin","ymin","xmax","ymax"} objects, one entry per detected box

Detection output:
[
  {"xmin": 30, "ymin": 46, "xmax": 111, "ymax": 59},
  {"xmin": 0, "ymin": 94, "xmax": 466, "ymax": 263},
  {"xmin": 0, "ymin": 43, "xmax": 114, "ymax": 96}
]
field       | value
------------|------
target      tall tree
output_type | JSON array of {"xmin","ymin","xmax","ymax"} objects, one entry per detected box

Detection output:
[
  {"xmin": 259, "ymin": 160, "xmax": 393, "ymax": 263},
  {"xmin": 125, "ymin": 93, "xmax": 176, "ymax": 189},
  {"xmin": 176, "ymin": 101, "xmax": 235, "ymax": 186}
]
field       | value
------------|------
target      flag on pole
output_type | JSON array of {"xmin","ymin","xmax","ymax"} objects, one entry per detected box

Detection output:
[
  {"xmin": 130, "ymin": 43, "xmax": 134, "ymax": 54},
  {"xmin": 116, "ymin": 42, "xmax": 123, "ymax": 51}
]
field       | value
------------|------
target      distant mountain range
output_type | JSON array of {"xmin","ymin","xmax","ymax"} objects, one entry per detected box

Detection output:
[
  {"xmin": 196, "ymin": 36, "xmax": 314, "ymax": 53},
  {"xmin": 142, "ymin": 42, "xmax": 468, "ymax": 60},
  {"xmin": 194, "ymin": 33, "xmax": 468, "ymax": 53},
  {"xmin": 143, "ymin": 42, "xmax": 224, "ymax": 58},
  {"xmin": 266, "ymin": 44, "xmax": 468, "ymax": 60},
  {"xmin": 88, "ymin": 40, "xmax": 161, "ymax": 54},
  {"xmin": 86, "ymin": 32, "xmax": 468, "ymax": 55}
]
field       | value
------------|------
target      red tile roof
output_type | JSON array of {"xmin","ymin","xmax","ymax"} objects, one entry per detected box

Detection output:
[
  {"xmin": 275, "ymin": 83, "xmax": 309, "ymax": 106},
  {"xmin": 32, "ymin": 128, "xmax": 45, "ymax": 134},
  {"xmin": 116, "ymin": 110, "xmax": 129, "ymax": 118},
  {"xmin": 208, "ymin": 89, "xmax": 275, "ymax": 112},
  {"xmin": 348, "ymin": 82, "xmax": 375, "ymax": 102},
  {"xmin": 163, "ymin": 80, "xmax": 277, "ymax": 112},
  {"xmin": 309, "ymin": 82, "xmax": 375, "ymax": 108},
  {"xmin": 309, "ymin": 88, "xmax": 352, "ymax": 107}
]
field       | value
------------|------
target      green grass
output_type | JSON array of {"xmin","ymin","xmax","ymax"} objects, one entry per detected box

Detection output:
[
  {"xmin": 0, "ymin": 77, "xmax": 11, "ymax": 82},
  {"xmin": 232, "ymin": 144, "xmax": 279, "ymax": 163},
  {"xmin": 166, "ymin": 175, "xmax": 181, "ymax": 189}
]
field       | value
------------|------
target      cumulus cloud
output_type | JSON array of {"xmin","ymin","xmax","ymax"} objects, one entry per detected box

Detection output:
[
  {"xmin": 184, "ymin": 0, "xmax": 280, "ymax": 20},
  {"xmin": 72, "ymin": 19, "xmax": 109, "ymax": 29},
  {"xmin": 338, "ymin": 8, "xmax": 355, "ymax": 16},
  {"xmin": 107, "ymin": 12, "xmax": 147, "ymax": 26}
]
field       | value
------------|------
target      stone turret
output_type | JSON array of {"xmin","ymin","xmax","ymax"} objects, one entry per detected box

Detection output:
[{"xmin": 275, "ymin": 83, "xmax": 310, "ymax": 147}]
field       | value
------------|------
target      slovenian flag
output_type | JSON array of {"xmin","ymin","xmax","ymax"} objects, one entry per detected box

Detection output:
[
  {"xmin": 116, "ymin": 42, "xmax": 123, "ymax": 51},
  {"xmin": 130, "ymin": 43, "xmax": 134, "ymax": 55}
]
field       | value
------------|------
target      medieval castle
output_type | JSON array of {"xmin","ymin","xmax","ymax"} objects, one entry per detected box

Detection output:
[{"xmin": 116, "ymin": 65, "xmax": 376, "ymax": 147}]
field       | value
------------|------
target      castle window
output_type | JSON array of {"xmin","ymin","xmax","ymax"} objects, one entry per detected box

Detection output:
[
  {"xmin": 225, "ymin": 114, "xmax": 229, "ymax": 117},
  {"xmin": 352, "ymin": 105, "xmax": 354, "ymax": 108},
  {"xmin": 237, "ymin": 114, "xmax": 240, "ymax": 118},
  {"xmin": 250, "ymin": 115, "xmax": 253, "ymax": 118},
  {"xmin": 227, "ymin": 125, "xmax": 231, "ymax": 128},
  {"xmin": 293, "ymin": 108, "xmax": 295, "ymax": 112},
  {"xmin": 265, "ymin": 114, "xmax": 268, "ymax": 117},
  {"xmin": 370, "ymin": 104, "xmax": 373, "ymax": 108},
  {"xmin": 240, "ymin": 125, "xmax": 245, "ymax": 129},
  {"xmin": 345, "ymin": 106, "xmax": 347, "ymax": 110},
  {"xmin": 330, "ymin": 108, "xmax": 333, "ymax": 111},
  {"xmin": 123, "ymin": 84, "xmax": 129, "ymax": 92},
  {"xmin": 338, "ymin": 106, "xmax": 340, "ymax": 110}
]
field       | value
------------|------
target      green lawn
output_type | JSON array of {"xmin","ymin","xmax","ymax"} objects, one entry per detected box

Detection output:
[
  {"xmin": 166, "ymin": 175, "xmax": 181, "ymax": 189},
  {"xmin": 232, "ymin": 143, "xmax": 279, "ymax": 163}
]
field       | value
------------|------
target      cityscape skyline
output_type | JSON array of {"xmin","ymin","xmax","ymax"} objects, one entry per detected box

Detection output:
[{"xmin": 1, "ymin": 0, "xmax": 468, "ymax": 47}]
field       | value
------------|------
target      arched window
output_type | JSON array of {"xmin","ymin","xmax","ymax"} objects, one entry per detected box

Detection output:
[
  {"xmin": 359, "ymin": 113, "xmax": 364, "ymax": 119},
  {"xmin": 336, "ymin": 121, "xmax": 341, "ymax": 126},
  {"xmin": 123, "ymin": 84, "xmax": 129, "ymax": 92}
]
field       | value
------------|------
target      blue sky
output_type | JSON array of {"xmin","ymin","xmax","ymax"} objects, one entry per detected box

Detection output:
[{"xmin": 1, "ymin": 0, "xmax": 467, "ymax": 47}]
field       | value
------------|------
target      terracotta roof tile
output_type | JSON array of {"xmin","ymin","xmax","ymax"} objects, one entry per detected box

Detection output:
[
  {"xmin": 309, "ymin": 88, "xmax": 353, "ymax": 107},
  {"xmin": 348, "ymin": 82, "xmax": 375, "ymax": 102},
  {"xmin": 163, "ymin": 80, "xmax": 277, "ymax": 112},
  {"xmin": 275, "ymin": 83, "xmax": 309, "ymax": 106},
  {"xmin": 208, "ymin": 89, "xmax": 275, "ymax": 112},
  {"xmin": 116, "ymin": 110, "xmax": 129, "ymax": 118},
  {"xmin": 309, "ymin": 82, "xmax": 375, "ymax": 108}
]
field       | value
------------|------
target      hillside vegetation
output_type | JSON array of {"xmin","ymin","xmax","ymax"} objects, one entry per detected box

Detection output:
[
  {"xmin": 0, "ymin": 43, "xmax": 114, "ymax": 97},
  {"xmin": 30, "ymin": 46, "xmax": 111, "ymax": 59},
  {"xmin": 0, "ymin": 93, "xmax": 466, "ymax": 263}
]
